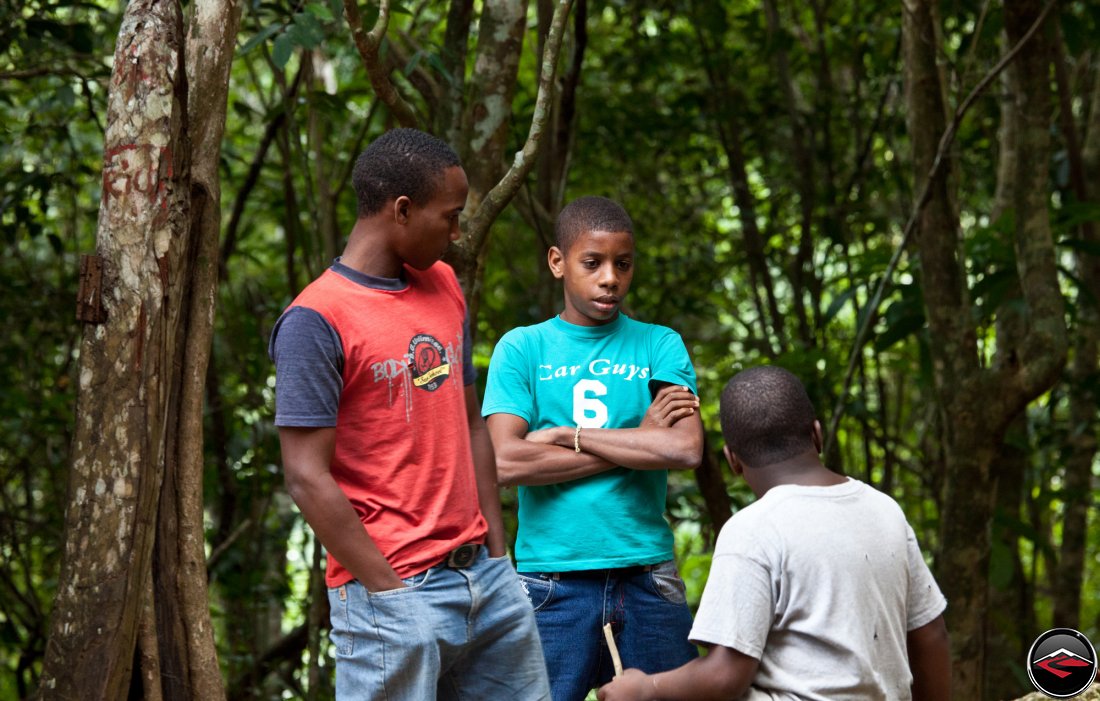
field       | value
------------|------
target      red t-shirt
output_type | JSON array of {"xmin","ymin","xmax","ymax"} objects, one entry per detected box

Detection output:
[{"xmin": 287, "ymin": 262, "xmax": 488, "ymax": 586}]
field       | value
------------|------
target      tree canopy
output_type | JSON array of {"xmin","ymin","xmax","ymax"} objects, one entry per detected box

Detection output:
[{"xmin": 1, "ymin": 1, "xmax": 1098, "ymax": 699}]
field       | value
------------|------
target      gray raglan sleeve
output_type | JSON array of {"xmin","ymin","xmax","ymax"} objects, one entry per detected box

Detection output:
[{"xmin": 268, "ymin": 306, "xmax": 344, "ymax": 427}]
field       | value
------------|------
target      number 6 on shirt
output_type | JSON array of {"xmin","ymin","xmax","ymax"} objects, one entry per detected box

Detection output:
[{"xmin": 573, "ymin": 379, "xmax": 608, "ymax": 428}]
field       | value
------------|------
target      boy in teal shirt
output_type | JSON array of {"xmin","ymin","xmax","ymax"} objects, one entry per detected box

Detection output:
[{"xmin": 483, "ymin": 196, "xmax": 703, "ymax": 701}]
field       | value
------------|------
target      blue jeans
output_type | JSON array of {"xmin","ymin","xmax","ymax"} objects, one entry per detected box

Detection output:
[
  {"xmin": 328, "ymin": 548, "xmax": 550, "ymax": 700},
  {"xmin": 517, "ymin": 560, "xmax": 698, "ymax": 701}
]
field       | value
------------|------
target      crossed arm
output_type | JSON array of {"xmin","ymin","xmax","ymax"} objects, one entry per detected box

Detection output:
[{"xmin": 487, "ymin": 384, "xmax": 704, "ymax": 487}]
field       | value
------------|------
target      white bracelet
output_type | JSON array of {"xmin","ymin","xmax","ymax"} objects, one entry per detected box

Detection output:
[{"xmin": 574, "ymin": 425, "xmax": 582, "ymax": 453}]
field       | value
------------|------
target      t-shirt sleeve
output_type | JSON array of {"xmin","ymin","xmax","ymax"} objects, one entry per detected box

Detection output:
[
  {"xmin": 481, "ymin": 332, "xmax": 533, "ymax": 424},
  {"xmin": 687, "ymin": 523, "xmax": 773, "ymax": 659},
  {"xmin": 905, "ymin": 523, "xmax": 948, "ymax": 630},
  {"xmin": 269, "ymin": 306, "xmax": 344, "ymax": 427},
  {"xmin": 649, "ymin": 327, "xmax": 697, "ymax": 395}
]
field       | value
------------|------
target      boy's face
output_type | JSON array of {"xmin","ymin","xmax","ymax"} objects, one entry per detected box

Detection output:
[
  {"xmin": 548, "ymin": 229, "xmax": 634, "ymax": 326},
  {"xmin": 395, "ymin": 166, "xmax": 468, "ymax": 270}
]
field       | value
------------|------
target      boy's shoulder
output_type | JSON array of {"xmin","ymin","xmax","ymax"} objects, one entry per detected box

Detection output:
[
  {"xmin": 618, "ymin": 314, "xmax": 681, "ymax": 335},
  {"xmin": 496, "ymin": 317, "xmax": 558, "ymax": 343}
]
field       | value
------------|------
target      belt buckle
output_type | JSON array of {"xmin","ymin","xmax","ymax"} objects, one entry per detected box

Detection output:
[{"xmin": 446, "ymin": 543, "xmax": 479, "ymax": 568}]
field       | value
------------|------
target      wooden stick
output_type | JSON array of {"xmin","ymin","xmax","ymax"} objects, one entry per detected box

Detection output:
[{"xmin": 603, "ymin": 623, "xmax": 623, "ymax": 677}]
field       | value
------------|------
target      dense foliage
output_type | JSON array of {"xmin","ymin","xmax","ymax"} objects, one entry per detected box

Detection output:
[{"xmin": 1, "ymin": 0, "xmax": 1097, "ymax": 698}]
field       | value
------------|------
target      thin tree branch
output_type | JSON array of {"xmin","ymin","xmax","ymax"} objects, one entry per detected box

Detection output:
[
  {"xmin": 220, "ymin": 65, "xmax": 304, "ymax": 274},
  {"xmin": 343, "ymin": 0, "xmax": 420, "ymax": 127},
  {"xmin": 824, "ymin": 0, "xmax": 1057, "ymax": 456},
  {"xmin": 206, "ymin": 518, "xmax": 253, "ymax": 571}
]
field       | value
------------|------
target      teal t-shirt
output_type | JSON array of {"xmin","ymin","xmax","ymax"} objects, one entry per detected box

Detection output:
[{"xmin": 482, "ymin": 313, "xmax": 697, "ymax": 572}]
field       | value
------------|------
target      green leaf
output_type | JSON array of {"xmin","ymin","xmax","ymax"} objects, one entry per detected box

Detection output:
[
  {"xmin": 361, "ymin": 4, "xmax": 380, "ymax": 27},
  {"xmin": 306, "ymin": 1, "xmax": 335, "ymax": 22},
  {"xmin": 272, "ymin": 33, "xmax": 294, "ymax": 69},
  {"xmin": 404, "ymin": 49, "xmax": 423, "ymax": 75},
  {"xmin": 873, "ymin": 303, "xmax": 925, "ymax": 352},
  {"xmin": 55, "ymin": 85, "xmax": 75, "ymax": 110},
  {"xmin": 239, "ymin": 24, "xmax": 282, "ymax": 55},
  {"xmin": 292, "ymin": 12, "xmax": 325, "ymax": 49},
  {"xmin": 822, "ymin": 286, "xmax": 858, "ymax": 324},
  {"xmin": 308, "ymin": 91, "xmax": 347, "ymax": 117}
]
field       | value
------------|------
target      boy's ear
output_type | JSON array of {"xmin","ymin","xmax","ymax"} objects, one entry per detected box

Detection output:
[
  {"xmin": 547, "ymin": 246, "xmax": 566, "ymax": 279},
  {"xmin": 393, "ymin": 195, "xmax": 412, "ymax": 224},
  {"xmin": 812, "ymin": 420, "xmax": 823, "ymax": 454},
  {"xmin": 722, "ymin": 445, "xmax": 744, "ymax": 476}
]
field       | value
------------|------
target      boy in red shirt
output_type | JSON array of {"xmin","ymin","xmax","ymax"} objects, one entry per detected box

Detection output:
[{"xmin": 270, "ymin": 128, "xmax": 549, "ymax": 700}]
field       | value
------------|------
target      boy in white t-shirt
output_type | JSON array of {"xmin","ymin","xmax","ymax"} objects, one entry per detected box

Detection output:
[{"xmin": 598, "ymin": 365, "xmax": 951, "ymax": 701}]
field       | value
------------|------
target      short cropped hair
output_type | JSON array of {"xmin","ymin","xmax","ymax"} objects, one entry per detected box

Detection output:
[
  {"xmin": 352, "ymin": 128, "xmax": 462, "ymax": 217},
  {"xmin": 719, "ymin": 366, "xmax": 817, "ymax": 468},
  {"xmin": 555, "ymin": 196, "xmax": 634, "ymax": 251}
]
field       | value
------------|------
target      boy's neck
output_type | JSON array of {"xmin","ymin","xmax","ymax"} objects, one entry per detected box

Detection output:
[
  {"xmin": 340, "ymin": 218, "xmax": 403, "ymax": 279},
  {"xmin": 749, "ymin": 455, "xmax": 846, "ymax": 497},
  {"xmin": 557, "ymin": 310, "xmax": 621, "ymax": 327}
]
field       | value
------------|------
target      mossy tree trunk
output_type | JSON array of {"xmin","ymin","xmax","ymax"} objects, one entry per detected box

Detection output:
[{"xmin": 38, "ymin": 0, "xmax": 240, "ymax": 697}]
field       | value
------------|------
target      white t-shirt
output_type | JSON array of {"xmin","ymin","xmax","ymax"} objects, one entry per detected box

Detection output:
[{"xmin": 689, "ymin": 478, "xmax": 946, "ymax": 700}]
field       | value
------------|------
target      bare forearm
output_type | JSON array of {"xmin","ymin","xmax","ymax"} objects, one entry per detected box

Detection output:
[
  {"xmin": 598, "ymin": 646, "xmax": 755, "ymax": 701},
  {"xmin": 469, "ymin": 420, "xmax": 506, "ymax": 555},
  {"xmin": 541, "ymin": 415, "xmax": 703, "ymax": 471},
  {"xmin": 580, "ymin": 425, "xmax": 701, "ymax": 469},
  {"xmin": 909, "ymin": 616, "xmax": 951, "ymax": 701},
  {"xmin": 286, "ymin": 473, "xmax": 403, "ymax": 592},
  {"xmin": 495, "ymin": 437, "xmax": 615, "ymax": 486},
  {"xmin": 650, "ymin": 650, "xmax": 751, "ymax": 700}
]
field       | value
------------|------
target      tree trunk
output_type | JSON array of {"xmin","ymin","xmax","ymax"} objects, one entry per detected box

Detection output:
[
  {"xmin": 38, "ymin": 0, "xmax": 190, "ymax": 696},
  {"xmin": 903, "ymin": 1, "xmax": 1066, "ymax": 697},
  {"xmin": 164, "ymin": 0, "xmax": 242, "ymax": 697},
  {"xmin": 986, "ymin": 312, "xmax": 1036, "ymax": 700},
  {"xmin": 696, "ymin": 435, "xmax": 732, "ymax": 539},
  {"xmin": 1051, "ymin": 18, "xmax": 1100, "ymax": 631},
  {"xmin": 984, "ymin": 53, "xmax": 1034, "ymax": 701},
  {"xmin": 443, "ymin": 0, "xmax": 530, "ymax": 316},
  {"xmin": 452, "ymin": 0, "xmax": 574, "ymax": 323},
  {"xmin": 39, "ymin": 0, "xmax": 241, "ymax": 696}
]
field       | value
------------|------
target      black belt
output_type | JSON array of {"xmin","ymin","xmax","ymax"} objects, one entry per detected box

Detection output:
[
  {"xmin": 442, "ymin": 543, "xmax": 482, "ymax": 569},
  {"xmin": 543, "ymin": 564, "xmax": 657, "ymax": 580}
]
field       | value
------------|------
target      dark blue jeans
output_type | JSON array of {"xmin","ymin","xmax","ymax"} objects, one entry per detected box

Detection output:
[{"xmin": 517, "ymin": 560, "xmax": 698, "ymax": 701}]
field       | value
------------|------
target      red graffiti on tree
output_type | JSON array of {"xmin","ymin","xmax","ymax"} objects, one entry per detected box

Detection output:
[{"xmin": 102, "ymin": 144, "xmax": 174, "ymax": 213}]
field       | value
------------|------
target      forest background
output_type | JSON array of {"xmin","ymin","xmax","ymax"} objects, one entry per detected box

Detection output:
[{"xmin": 1, "ymin": 0, "xmax": 1099, "ymax": 699}]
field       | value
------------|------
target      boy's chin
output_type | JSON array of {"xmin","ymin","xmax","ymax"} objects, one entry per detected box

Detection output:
[{"xmin": 585, "ymin": 308, "xmax": 620, "ymax": 323}]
